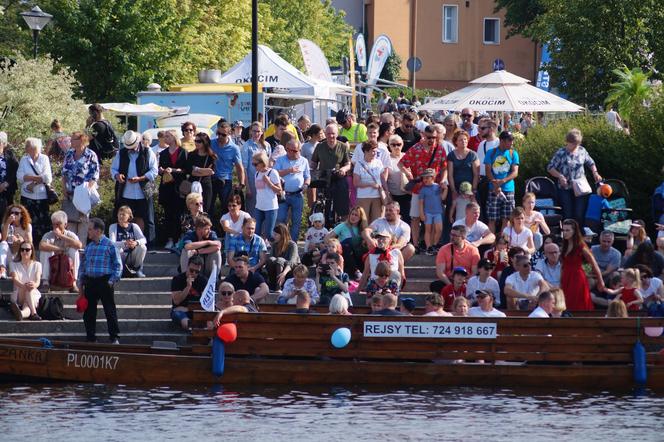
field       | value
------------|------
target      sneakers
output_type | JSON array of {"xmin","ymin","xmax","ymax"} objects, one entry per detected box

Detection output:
[
  {"xmin": 425, "ymin": 247, "xmax": 436, "ymax": 256},
  {"xmin": 111, "ymin": 338, "xmax": 120, "ymax": 345},
  {"xmin": 135, "ymin": 270, "xmax": 146, "ymax": 278},
  {"xmin": 164, "ymin": 240, "xmax": 175, "ymax": 250},
  {"xmin": 10, "ymin": 302, "xmax": 22, "ymax": 321}
]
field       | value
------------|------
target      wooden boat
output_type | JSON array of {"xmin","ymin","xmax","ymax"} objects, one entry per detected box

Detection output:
[{"xmin": 2, "ymin": 313, "xmax": 664, "ymax": 389}]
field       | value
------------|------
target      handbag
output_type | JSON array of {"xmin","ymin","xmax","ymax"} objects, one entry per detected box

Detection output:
[
  {"xmin": 403, "ymin": 145, "xmax": 440, "ymax": 193},
  {"xmin": 358, "ymin": 160, "xmax": 391, "ymax": 205},
  {"xmin": 48, "ymin": 253, "xmax": 75, "ymax": 288},
  {"xmin": 572, "ymin": 174, "xmax": 592, "ymax": 197},
  {"xmin": 143, "ymin": 180, "xmax": 158, "ymax": 199},
  {"xmin": 29, "ymin": 162, "xmax": 59, "ymax": 205}
]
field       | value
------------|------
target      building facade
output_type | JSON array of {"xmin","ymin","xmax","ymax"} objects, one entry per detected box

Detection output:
[{"xmin": 337, "ymin": 0, "xmax": 539, "ymax": 91}]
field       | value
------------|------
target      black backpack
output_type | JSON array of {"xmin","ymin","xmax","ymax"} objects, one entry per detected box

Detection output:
[
  {"xmin": 37, "ymin": 296, "xmax": 65, "ymax": 320},
  {"xmin": 91, "ymin": 119, "xmax": 119, "ymax": 160}
]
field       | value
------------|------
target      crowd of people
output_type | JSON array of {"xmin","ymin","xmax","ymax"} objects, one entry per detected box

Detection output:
[{"xmin": 1, "ymin": 103, "xmax": 662, "ymax": 342}]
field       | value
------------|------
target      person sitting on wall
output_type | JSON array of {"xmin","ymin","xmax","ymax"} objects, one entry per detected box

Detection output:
[
  {"xmin": 170, "ymin": 255, "xmax": 207, "ymax": 331},
  {"xmin": 373, "ymin": 293, "xmax": 404, "ymax": 316},
  {"xmin": 224, "ymin": 255, "xmax": 269, "ymax": 303},
  {"xmin": 39, "ymin": 210, "xmax": 82, "ymax": 293},
  {"xmin": 212, "ymin": 289, "xmax": 258, "ymax": 327},
  {"xmin": 180, "ymin": 215, "xmax": 222, "ymax": 278},
  {"xmin": 528, "ymin": 291, "xmax": 555, "ymax": 318}
]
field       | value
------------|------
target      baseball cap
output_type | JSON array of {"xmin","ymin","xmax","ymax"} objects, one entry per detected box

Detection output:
[
  {"xmin": 452, "ymin": 266, "xmax": 468, "ymax": 276},
  {"xmin": 421, "ymin": 168, "xmax": 435, "ymax": 178},
  {"xmin": 499, "ymin": 131, "xmax": 514, "ymax": 141},
  {"xmin": 459, "ymin": 181, "xmax": 473, "ymax": 195}
]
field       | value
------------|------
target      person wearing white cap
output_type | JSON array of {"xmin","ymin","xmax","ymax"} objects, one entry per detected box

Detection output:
[
  {"xmin": 110, "ymin": 130, "xmax": 158, "ymax": 242},
  {"xmin": 0, "ymin": 131, "xmax": 19, "ymax": 221}
]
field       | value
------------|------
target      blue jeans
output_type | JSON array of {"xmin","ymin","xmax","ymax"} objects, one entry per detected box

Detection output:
[
  {"xmin": 558, "ymin": 186, "xmax": 589, "ymax": 227},
  {"xmin": 254, "ymin": 208, "xmax": 278, "ymax": 240},
  {"xmin": 277, "ymin": 193, "xmax": 304, "ymax": 240}
]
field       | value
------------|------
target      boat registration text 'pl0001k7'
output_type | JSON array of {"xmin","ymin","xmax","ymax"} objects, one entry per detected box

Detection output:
[{"xmin": 363, "ymin": 322, "xmax": 497, "ymax": 339}]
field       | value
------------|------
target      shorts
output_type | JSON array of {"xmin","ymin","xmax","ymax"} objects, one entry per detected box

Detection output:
[
  {"xmin": 425, "ymin": 213, "xmax": 442, "ymax": 225},
  {"xmin": 487, "ymin": 191, "xmax": 515, "ymax": 221},
  {"xmin": 170, "ymin": 309, "xmax": 192, "ymax": 324},
  {"xmin": 409, "ymin": 193, "xmax": 420, "ymax": 218}
]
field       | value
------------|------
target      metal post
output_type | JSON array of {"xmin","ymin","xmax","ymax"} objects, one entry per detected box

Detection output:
[
  {"xmin": 32, "ymin": 29, "xmax": 39, "ymax": 59},
  {"xmin": 251, "ymin": 0, "xmax": 258, "ymax": 123}
]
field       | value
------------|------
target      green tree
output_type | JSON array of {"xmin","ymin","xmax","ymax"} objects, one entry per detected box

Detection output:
[
  {"xmin": 260, "ymin": 0, "xmax": 352, "ymax": 70},
  {"xmin": 605, "ymin": 66, "xmax": 653, "ymax": 124},
  {"xmin": 0, "ymin": 54, "xmax": 87, "ymax": 145},
  {"xmin": 380, "ymin": 52, "xmax": 402, "ymax": 83},
  {"xmin": 493, "ymin": 0, "xmax": 546, "ymax": 38},
  {"xmin": 496, "ymin": 0, "xmax": 663, "ymax": 108}
]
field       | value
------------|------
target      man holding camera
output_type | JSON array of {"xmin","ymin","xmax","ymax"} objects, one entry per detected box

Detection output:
[
  {"xmin": 316, "ymin": 252, "xmax": 349, "ymax": 306},
  {"xmin": 310, "ymin": 124, "xmax": 351, "ymax": 221}
]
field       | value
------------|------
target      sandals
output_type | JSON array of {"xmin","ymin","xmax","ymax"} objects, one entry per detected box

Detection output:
[{"xmin": 28, "ymin": 314, "xmax": 42, "ymax": 321}]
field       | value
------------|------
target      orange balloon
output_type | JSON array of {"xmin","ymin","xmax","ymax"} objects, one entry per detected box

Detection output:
[
  {"xmin": 216, "ymin": 323, "xmax": 238, "ymax": 343},
  {"xmin": 598, "ymin": 183, "xmax": 612, "ymax": 198}
]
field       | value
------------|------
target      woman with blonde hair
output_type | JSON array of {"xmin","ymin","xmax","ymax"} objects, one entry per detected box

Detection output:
[
  {"xmin": 326, "ymin": 205, "xmax": 370, "ymax": 278},
  {"xmin": 109, "ymin": 205, "xmax": 147, "ymax": 278},
  {"xmin": 242, "ymin": 121, "xmax": 272, "ymax": 214},
  {"xmin": 8, "ymin": 240, "xmax": 41, "ymax": 320},
  {"xmin": 549, "ymin": 287, "xmax": 570, "ymax": 317},
  {"xmin": 606, "ymin": 299, "xmax": 628, "ymax": 318},
  {"xmin": 252, "ymin": 150, "xmax": 281, "ymax": 239},
  {"xmin": 280, "ymin": 264, "xmax": 318, "ymax": 305},
  {"xmin": 329, "ymin": 293, "xmax": 351, "ymax": 315}
]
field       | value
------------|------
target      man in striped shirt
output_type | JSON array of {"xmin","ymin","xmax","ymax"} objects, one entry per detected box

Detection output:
[{"xmin": 78, "ymin": 218, "xmax": 122, "ymax": 343}]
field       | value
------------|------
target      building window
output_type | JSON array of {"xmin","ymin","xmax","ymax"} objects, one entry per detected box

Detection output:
[
  {"xmin": 442, "ymin": 5, "xmax": 458, "ymax": 43},
  {"xmin": 483, "ymin": 18, "xmax": 500, "ymax": 44}
]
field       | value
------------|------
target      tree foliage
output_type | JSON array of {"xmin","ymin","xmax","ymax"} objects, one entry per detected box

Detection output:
[
  {"xmin": 605, "ymin": 66, "xmax": 654, "ymax": 124},
  {"xmin": 495, "ymin": 0, "xmax": 663, "ymax": 108},
  {"xmin": 0, "ymin": 54, "xmax": 87, "ymax": 145},
  {"xmin": 19, "ymin": 0, "xmax": 350, "ymax": 102},
  {"xmin": 380, "ymin": 52, "xmax": 402, "ymax": 83}
]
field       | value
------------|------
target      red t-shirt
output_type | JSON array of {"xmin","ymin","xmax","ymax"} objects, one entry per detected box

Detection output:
[
  {"xmin": 440, "ymin": 283, "xmax": 467, "ymax": 310},
  {"xmin": 468, "ymin": 135, "xmax": 482, "ymax": 152},
  {"xmin": 398, "ymin": 142, "xmax": 447, "ymax": 194}
]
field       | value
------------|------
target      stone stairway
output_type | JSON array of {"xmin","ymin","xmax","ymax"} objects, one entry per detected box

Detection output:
[{"xmin": 0, "ymin": 248, "xmax": 437, "ymax": 344}]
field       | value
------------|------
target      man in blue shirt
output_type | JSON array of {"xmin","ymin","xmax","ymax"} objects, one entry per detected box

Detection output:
[
  {"xmin": 225, "ymin": 218, "xmax": 268, "ymax": 272},
  {"xmin": 211, "ymin": 121, "xmax": 245, "ymax": 221},
  {"xmin": 275, "ymin": 138, "xmax": 310, "ymax": 240},
  {"xmin": 484, "ymin": 131, "xmax": 520, "ymax": 233},
  {"xmin": 78, "ymin": 218, "xmax": 123, "ymax": 344}
]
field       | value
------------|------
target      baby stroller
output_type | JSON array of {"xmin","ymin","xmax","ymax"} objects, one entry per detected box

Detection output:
[{"xmin": 524, "ymin": 176, "xmax": 563, "ymax": 238}]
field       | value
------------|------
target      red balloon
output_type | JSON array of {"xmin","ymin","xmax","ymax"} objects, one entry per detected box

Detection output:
[
  {"xmin": 75, "ymin": 295, "xmax": 88, "ymax": 313},
  {"xmin": 216, "ymin": 323, "xmax": 238, "ymax": 343}
]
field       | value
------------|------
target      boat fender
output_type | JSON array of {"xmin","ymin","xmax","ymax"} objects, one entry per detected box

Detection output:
[
  {"xmin": 644, "ymin": 327, "xmax": 663, "ymax": 337},
  {"xmin": 633, "ymin": 340, "xmax": 647, "ymax": 385},
  {"xmin": 217, "ymin": 323, "xmax": 238, "ymax": 343},
  {"xmin": 212, "ymin": 337, "xmax": 225, "ymax": 377},
  {"xmin": 39, "ymin": 338, "xmax": 53, "ymax": 349},
  {"xmin": 331, "ymin": 327, "xmax": 351, "ymax": 348}
]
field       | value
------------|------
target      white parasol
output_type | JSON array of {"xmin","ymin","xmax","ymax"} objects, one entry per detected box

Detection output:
[{"xmin": 420, "ymin": 70, "xmax": 583, "ymax": 113}]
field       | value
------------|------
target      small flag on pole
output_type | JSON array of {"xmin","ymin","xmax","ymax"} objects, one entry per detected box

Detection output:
[{"xmin": 199, "ymin": 264, "xmax": 217, "ymax": 312}]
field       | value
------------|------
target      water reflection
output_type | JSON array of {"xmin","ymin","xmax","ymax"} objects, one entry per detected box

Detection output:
[{"xmin": 0, "ymin": 384, "xmax": 663, "ymax": 441}]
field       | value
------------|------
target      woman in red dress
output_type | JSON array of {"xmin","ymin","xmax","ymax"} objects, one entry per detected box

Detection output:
[{"xmin": 561, "ymin": 219, "xmax": 605, "ymax": 310}]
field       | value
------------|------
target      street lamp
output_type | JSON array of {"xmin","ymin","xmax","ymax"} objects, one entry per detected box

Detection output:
[{"xmin": 20, "ymin": 6, "xmax": 53, "ymax": 59}]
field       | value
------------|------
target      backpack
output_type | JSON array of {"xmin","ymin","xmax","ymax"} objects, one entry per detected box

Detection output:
[
  {"xmin": 48, "ymin": 253, "xmax": 76, "ymax": 288},
  {"xmin": 92, "ymin": 119, "xmax": 119, "ymax": 160},
  {"xmin": 37, "ymin": 296, "xmax": 65, "ymax": 320}
]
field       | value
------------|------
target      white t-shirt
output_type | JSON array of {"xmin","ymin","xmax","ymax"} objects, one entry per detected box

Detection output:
[
  {"xmin": 387, "ymin": 154, "xmax": 407, "ymax": 196},
  {"xmin": 352, "ymin": 143, "xmax": 391, "ymax": 169},
  {"xmin": 354, "ymin": 158, "xmax": 384, "ymax": 199},
  {"xmin": 370, "ymin": 218, "xmax": 411, "ymax": 245},
  {"xmin": 528, "ymin": 306, "xmax": 550, "ymax": 318},
  {"xmin": 503, "ymin": 226, "xmax": 533, "ymax": 250},
  {"xmin": 468, "ymin": 307, "xmax": 506, "ymax": 317},
  {"xmin": 220, "ymin": 210, "xmax": 252, "ymax": 235},
  {"xmin": 453, "ymin": 219, "xmax": 490, "ymax": 244},
  {"xmin": 506, "ymin": 271, "xmax": 544, "ymax": 299},
  {"xmin": 642, "ymin": 277, "xmax": 663, "ymax": 300},
  {"xmin": 255, "ymin": 168, "xmax": 280, "ymax": 211},
  {"xmin": 477, "ymin": 139, "xmax": 499, "ymax": 176},
  {"xmin": 466, "ymin": 275, "xmax": 500, "ymax": 306}
]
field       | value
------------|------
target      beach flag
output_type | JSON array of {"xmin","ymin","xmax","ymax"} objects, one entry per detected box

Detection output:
[{"xmin": 199, "ymin": 263, "xmax": 217, "ymax": 312}]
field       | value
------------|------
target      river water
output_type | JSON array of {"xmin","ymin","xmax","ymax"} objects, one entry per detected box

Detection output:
[{"xmin": 0, "ymin": 384, "xmax": 661, "ymax": 441}]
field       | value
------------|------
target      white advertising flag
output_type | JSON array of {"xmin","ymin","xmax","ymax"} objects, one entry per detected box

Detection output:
[
  {"xmin": 298, "ymin": 39, "xmax": 333, "ymax": 82},
  {"xmin": 366, "ymin": 34, "xmax": 393, "ymax": 86},
  {"xmin": 199, "ymin": 263, "xmax": 217, "ymax": 312},
  {"xmin": 356, "ymin": 34, "xmax": 367, "ymax": 69}
]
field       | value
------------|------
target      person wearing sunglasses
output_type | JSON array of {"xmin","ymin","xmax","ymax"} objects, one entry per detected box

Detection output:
[
  {"xmin": 180, "ymin": 121, "xmax": 197, "ymax": 153},
  {"xmin": 216, "ymin": 282, "xmax": 235, "ymax": 311},
  {"xmin": 242, "ymin": 121, "xmax": 272, "ymax": 214},
  {"xmin": 275, "ymin": 138, "xmax": 310, "ymax": 240},
  {"xmin": 504, "ymin": 254, "xmax": 548, "ymax": 310},
  {"xmin": 186, "ymin": 132, "xmax": 217, "ymax": 214},
  {"xmin": 394, "ymin": 112, "xmax": 422, "ymax": 153},
  {"xmin": 459, "ymin": 107, "xmax": 478, "ymax": 137},
  {"xmin": 211, "ymin": 121, "xmax": 245, "ymax": 221},
  {"xmin": 8, "ymin": 240, "xmax": 42, "ymax": 321},
  {"xmin": 0, "ymin": 204, "xmax": 33, "ymax": 279},
  {"xmin": 170, "ymin": 255, "xmax": 207, "ymax": 331}
]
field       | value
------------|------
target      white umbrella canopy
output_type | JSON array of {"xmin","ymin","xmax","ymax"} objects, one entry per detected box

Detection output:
[
  {"xmin": 100, "ymin": 102, "xmax": 189, "ymax": 116},
  {"xmin": 420, "ymin": 70, "xmax": 583, "ymax": 113}
]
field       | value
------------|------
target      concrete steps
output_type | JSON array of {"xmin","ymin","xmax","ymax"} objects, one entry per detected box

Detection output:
[{"xmin": 0, "ymin": 246, "xmax": 440, "ymax": 344}]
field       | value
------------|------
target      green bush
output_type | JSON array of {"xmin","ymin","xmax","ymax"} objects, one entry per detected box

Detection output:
[{"xmin": 514, "ymin": 108, "xmax": 664, "ymax": 225}]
